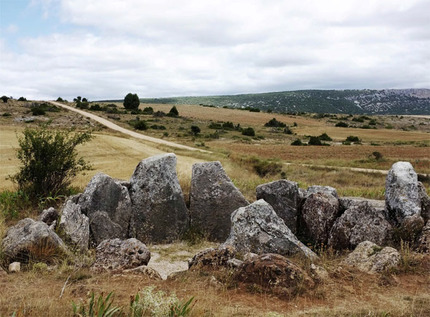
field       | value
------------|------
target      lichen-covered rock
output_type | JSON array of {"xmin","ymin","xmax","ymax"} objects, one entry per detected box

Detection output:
[
  {"xmin": 129, "ymin": 153, "xmax": 188, "ymax": 243},
  {"xmin": 38, "ymin": 207, "xmax": 58, "ymax": 226},
  {"xmin": 342, "ymin": 241, "xmax": 400, "ymax": 273},
  {"xmin": 1, "ymin": 218, "xmax": 68, "ymax": 264},
  {"xmin": 306, "ymin": 185, "xmax": 338, "ymax": 198},
  {"xmin": 385, "ymin": 162, "xmax": 421, "ymax": 224},
  {"xmin": 78, "ymin": 173, "xmax": 132, "ymax": 242},
  {"xmin": 417, "ymin": 222, "xmax": 430, "ymax": 253},
  {"xmin": 91, "ymin": 238, "xmax": 150, "ymax": 273},
  {"xmin": 189, "ymin": 161, "xmax": 248, "ymax": 241},
  {"xmin": 234, "ymin": 253, "xmax": 315, "ymax": 298},
  {"xmin": 188, "ymin": 246, "xmax": 236, "ymax": 270},
  {"xmin": 398, "ymin": 214, "xmax": 425, "ymax": 242},
  {"xmin": 301, "ymin": 192, "xmax": 339, "ymax": 245},
  {"xmin": 123, "ymin": 266, "xmax": 162, "ymax": 280},
  {"xmin": 418, "ymin": 182, "xmax": 430, "ymax": 222},
  {"xmin": 59, "ymin": 200, "xmax": 89, "ymax": 251},
  {"xmin": 224, "ymin": 200, "xmax": 317, "ymax": 260},
  {"xmin": 256, "ymin": 179, "xmax": 300, "ymax": 233},
  {"xmin": 328, "ymin": 202, "xmax": 392, "ymax": 250}
]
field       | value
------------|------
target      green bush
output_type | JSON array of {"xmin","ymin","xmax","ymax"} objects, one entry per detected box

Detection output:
[
  {"xmin": 242, "ymin": 127, "xmax": 255, "ymax": 136},
  {"xmin": 142, "ymin": 106, "xmax": 154, "ymax": 114},
  {"xmin": 31, "ymin": 107, "xmax": 46, "ymax": 116},
  {"xmin": 291, "ymin": 139, "xmax": 303, "ymax": 146},
  {"xmin": 191, "ymin": 125, "xmax": 201, "ymax": 136},
  {"xmin": 167, "ymin": 106, "xmax": 179, "ymax": 117},
  {"xmin": 264, "ymin": 118, "xmax": 286, "ymax": 128},
  {"xmin": 134, "ymin": 120, "xmax": 148, "ymax": 130},
  {"xmin": 344, "ymin": 135, "xmax": 361, "ymax": 144},
  {"xmin": 335, "ymin": 121, "xmax": 348, "ymax": 127},
  {"xmin": 18, "ymin": 97, "xmax": 27, "ymax": 101},
  {"xmin": 209, "ymin": 122, "xmax": 222, "ymax": 129},
  {"xmin": 308, "ymin": 136, "xmax": 322, "ymax": 145},
  {"xmin": 56, "ymin": 97, "xmax": 64, "ymax": 102},
  {"xmin": 283, "ymin": 127, "xmax": 293, "ymax": 134},
  {"xmin": 123, "ymin": 93, "xmax": 140, "ymax": 110},
  {"xmin": 11, "ymin": 125, "xmax": 92, "ymax": 199},
  {"xmin": 89, "ymin": 104, "xmax": 102, "ymax": 111},
  {"xmin": 150, "ymin": 124, "xmax": 166, "ymax": 130},
  {"xmin": 1, "ymin": 96, "xmax": 9, "ymax": 103},
  {"xmin": 318, "ymin": 133, "xmax": 332, "ymax": 141}
]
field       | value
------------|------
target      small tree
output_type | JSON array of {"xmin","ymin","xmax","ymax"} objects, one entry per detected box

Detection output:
[
  {"xmin": 124, "ymin": 93, "xmax": 140, "ymax": 110},
  {"xmin": 11, "ymin": 125, "xmax": 92, "ymax": 199},
  {"xmin": 242, "ymin": 127, "xmax": 255, "ymax": 136},
  {"xmin": 18, "ymin": 97, "xmax": 27, "ymax": 101},
  {"xmin": 1, "ymin": 96, "xmax": 9, "ymax": 103},
  {"xmin": 167, "ymin": 106, "xmax": 179, "ymax": 117}
]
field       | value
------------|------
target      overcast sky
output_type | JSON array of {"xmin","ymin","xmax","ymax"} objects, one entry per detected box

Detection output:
[{"xmin": 1, "ymin": 0, "xmax": 429, "ymax": 100}]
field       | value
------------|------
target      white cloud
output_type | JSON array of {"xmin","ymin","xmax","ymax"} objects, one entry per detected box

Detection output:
[{"xmin": 0, "ymin": 0, "xmax": 429, "ymax": 100}]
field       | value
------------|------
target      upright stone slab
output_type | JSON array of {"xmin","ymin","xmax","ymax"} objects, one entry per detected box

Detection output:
[
  {"xmin": 256, "ymin": 179, "xmax": 300, "ymax": 233},
  {"xmin": 59, "ymin": 199, "xmax": 90, "ymax": 251},
  {"xmin": 301, "ymin": 192, "xmax": 339, "ymax": 245},
  {"xmin": 385, "ymin": 162, "xmax": 421, "ymax": 224},
  {"xmin": 189, "ymin": 161, "xmax": 248, "ymax": 241},
  {"xmin": 78, "ymin": 173, "xmax": 132, "ymax": 242},
  {"xmin": 129, "ymin": 153, "xmax": 188, "ymax": 243},
  {"xmin": 223, "ymin": 200, "xmax": 317, "ymax": 260}
]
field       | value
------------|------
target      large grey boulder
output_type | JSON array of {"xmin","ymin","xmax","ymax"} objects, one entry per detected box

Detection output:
[
  {"xmin": 88, "ymin": 211, "xmax": 125, "ymax": 246},
  {"xmin": 1, "ymin": 218, "xmax": 68, "ymax": 264},
  {"xmin": 328, "ymin": 202, "xmax": 392, "ymax": 250},
  {"xmin": 91, "ymin": 238, "xmax": 151, "ymax": 273},
  {"xmin": 78, "ymin": 173, "xmax": 132, "ymax": 242},
  {"xmin": 188, "ymin": 245, "xmax": 236, "ymax": 270},
  {"xmin": 129, "ymin": 153, "xmax": 188, "ymax": 243},
  {"xmin": 256, "ymin": 179, "xmax": 300, "ymax": 233},
  {"xmin": 189, "ymin": 161, "xmax": 248, "ymax": 241},
  {"xmin": 59, "ymin": 200, "xmax": 90, "ymax": 251},
  {"xmin": 385, "ymin": 162, "xmax": 421, "ymax": 224},
  {"xmin": 342, "ymin": 241, "xmax": 400, "ymax": 273},
  {"xmin": 224, "ymin": 200, "xmax": 317, "ymax": 260},
  {"xmin": 301, "ymin": 192, "xmax": 339, "ymax": 245}
]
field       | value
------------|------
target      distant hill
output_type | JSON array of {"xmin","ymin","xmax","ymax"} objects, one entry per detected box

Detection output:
[{"xmin": 134, "ymin": 89, "xmax": 430, "ymax": 115}]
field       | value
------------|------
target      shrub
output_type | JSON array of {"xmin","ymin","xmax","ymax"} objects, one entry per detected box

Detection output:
[
  {"xmin": 371, "ymin": 151, "xmax": 383, "ymax": 161},
  {"xmin": 56, "ymin": 97, "xmax": 64, "ymax": 102},
  {"xmin": 242, "ymin": 127, "xmax": 255, "ymax": 136},
  {"xmin": 222, "ymin": 121, "xmax": 235, "ymax": 130},
  {"xmin": 153, "ymin": 111, "xmax": 166, "ymax": 117},
  {"xmin": 142, "ymin": 106, "xmax": 154, "ymax": 114},
  {"xmin": 291, "ymin": 139, "xmax": 303, "ymax": 146},
  {"xmin": 308, "ymin": 136, "xmax": 322, "ymax": 146},
  {"xmin": 264, "ymin": 118, "xmax": 286, "ymax": 128},
  {"xmin": 1, "ymin": 96, "xmax": 9, "ymax": 103},
  {"xmin": 344, "ymin": 135, "xmax": 361, "ymax": 144},
  {"xmin": 191, "ymin": 125, "xmax": 201, "ymax": 136},
  {"xmin": 2, "ymin": 112, "xmax": 11, "ymax": 117},
  {"xmin": 134, "ymin": 120, "xmax": 148, "ymax": 130},
  {"xmin": 72, "ymin": 291, "xmax": 120, "ymax": 317},
  {"xmin": 283, "ymin": 127, "xmax": 293, "ymax": 134},
  {"xmin": 335, "ymin": 121, "xmax": 348, "ymax": 127},
  {"xmin": 318, "ymin": 133, "xmax": 332, "ymax": 141},
  {"xmin": 89, "ymin": 104, "xmax": 102, "ymax": 111},
  {"xmin": 209, "ymin": 122, "xmax": 222, "ymax": 129},
  {"xmin": 123, "ymin": 93, "xmax": 140, "ymax": 110},
  {"xmin": 150, "ymin": 124, "xmax": 166, "ymax": 130},
  {"xmin": 253, "ymin": 159, "xmax": 282, "ymax": 177},
  {"xmin": 18, "ymin": 97, "xmax": 27, "ymax": 101},
  {"xmin": 11, "ymin": 125, "xmax": 92, "ymax": 199},
  {"xmin": 167, "ymin": 106, "xmax": 179, "ymax": 117}
]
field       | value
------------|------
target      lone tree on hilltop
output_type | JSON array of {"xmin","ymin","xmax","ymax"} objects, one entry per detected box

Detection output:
[{"xmin": 123, "ymin": 93, "xmax": 140, "ymax": 110}]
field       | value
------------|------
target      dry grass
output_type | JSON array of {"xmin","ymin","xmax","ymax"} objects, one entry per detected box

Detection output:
[{"xmin": 0, "ymin": 248, "xmax": 429, "ymax": 316}]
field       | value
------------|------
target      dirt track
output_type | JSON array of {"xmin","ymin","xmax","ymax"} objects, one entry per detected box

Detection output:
[{"xmin": 47, "ymin": 101, "xmax": 209, "ymax": 153}]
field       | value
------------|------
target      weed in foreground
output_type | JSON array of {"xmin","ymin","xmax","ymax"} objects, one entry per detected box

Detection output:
[{"xmin": 72, "ymin": 291, "xmax": 121, "ymax": 317}]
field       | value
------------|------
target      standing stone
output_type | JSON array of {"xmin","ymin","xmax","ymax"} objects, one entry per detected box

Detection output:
[
  {"xmin": 1, "ymin": 218, "xmax": 68, "ymax": 264},
  {"xmin": 59, "ymin": 199, "xmax": 90, "ymax": 251},
  {"xmin": 89, "ymin": 211, "xmax": 125, "ymax": 246},
  {"xmin": 189, "ymin": 161, "xmax": 248, "ymax": 241},
  {"xmin": 224, "ymin": 200, "xmax": 317, "ymax": 260},
  {"xmin": 385, "ymin": 162, "xmax": 421, "ymax": 224},
  {"xmin": 91, "ymin": 238, "xmax": 151, "ymax": 273},
  {"xmin": 417, "ymin": 222, "xmax": 430, "ymax": 253},
  {"xmin": 78, "ymin": 173, "xmax": 132, "ymax": 241},
  {"xmin": 129, "ymin": 153, "xmax": 188, "ymax": 243},
  {"xmin": 256, "ymin": 179, "xmax": 300, "ymax": 233},
  {"xmin": 301, "ymin": 192, "xmax": 339, "ymax": 245},
  {"xmin": 328, "ymin": 202, "xmax": 392, "ymax": 250}
]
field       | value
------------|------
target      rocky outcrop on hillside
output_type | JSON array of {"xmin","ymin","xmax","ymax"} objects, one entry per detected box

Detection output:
[{"xmin": 189, "ymin": 161, "xmax": 248, "ymax": 241}]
